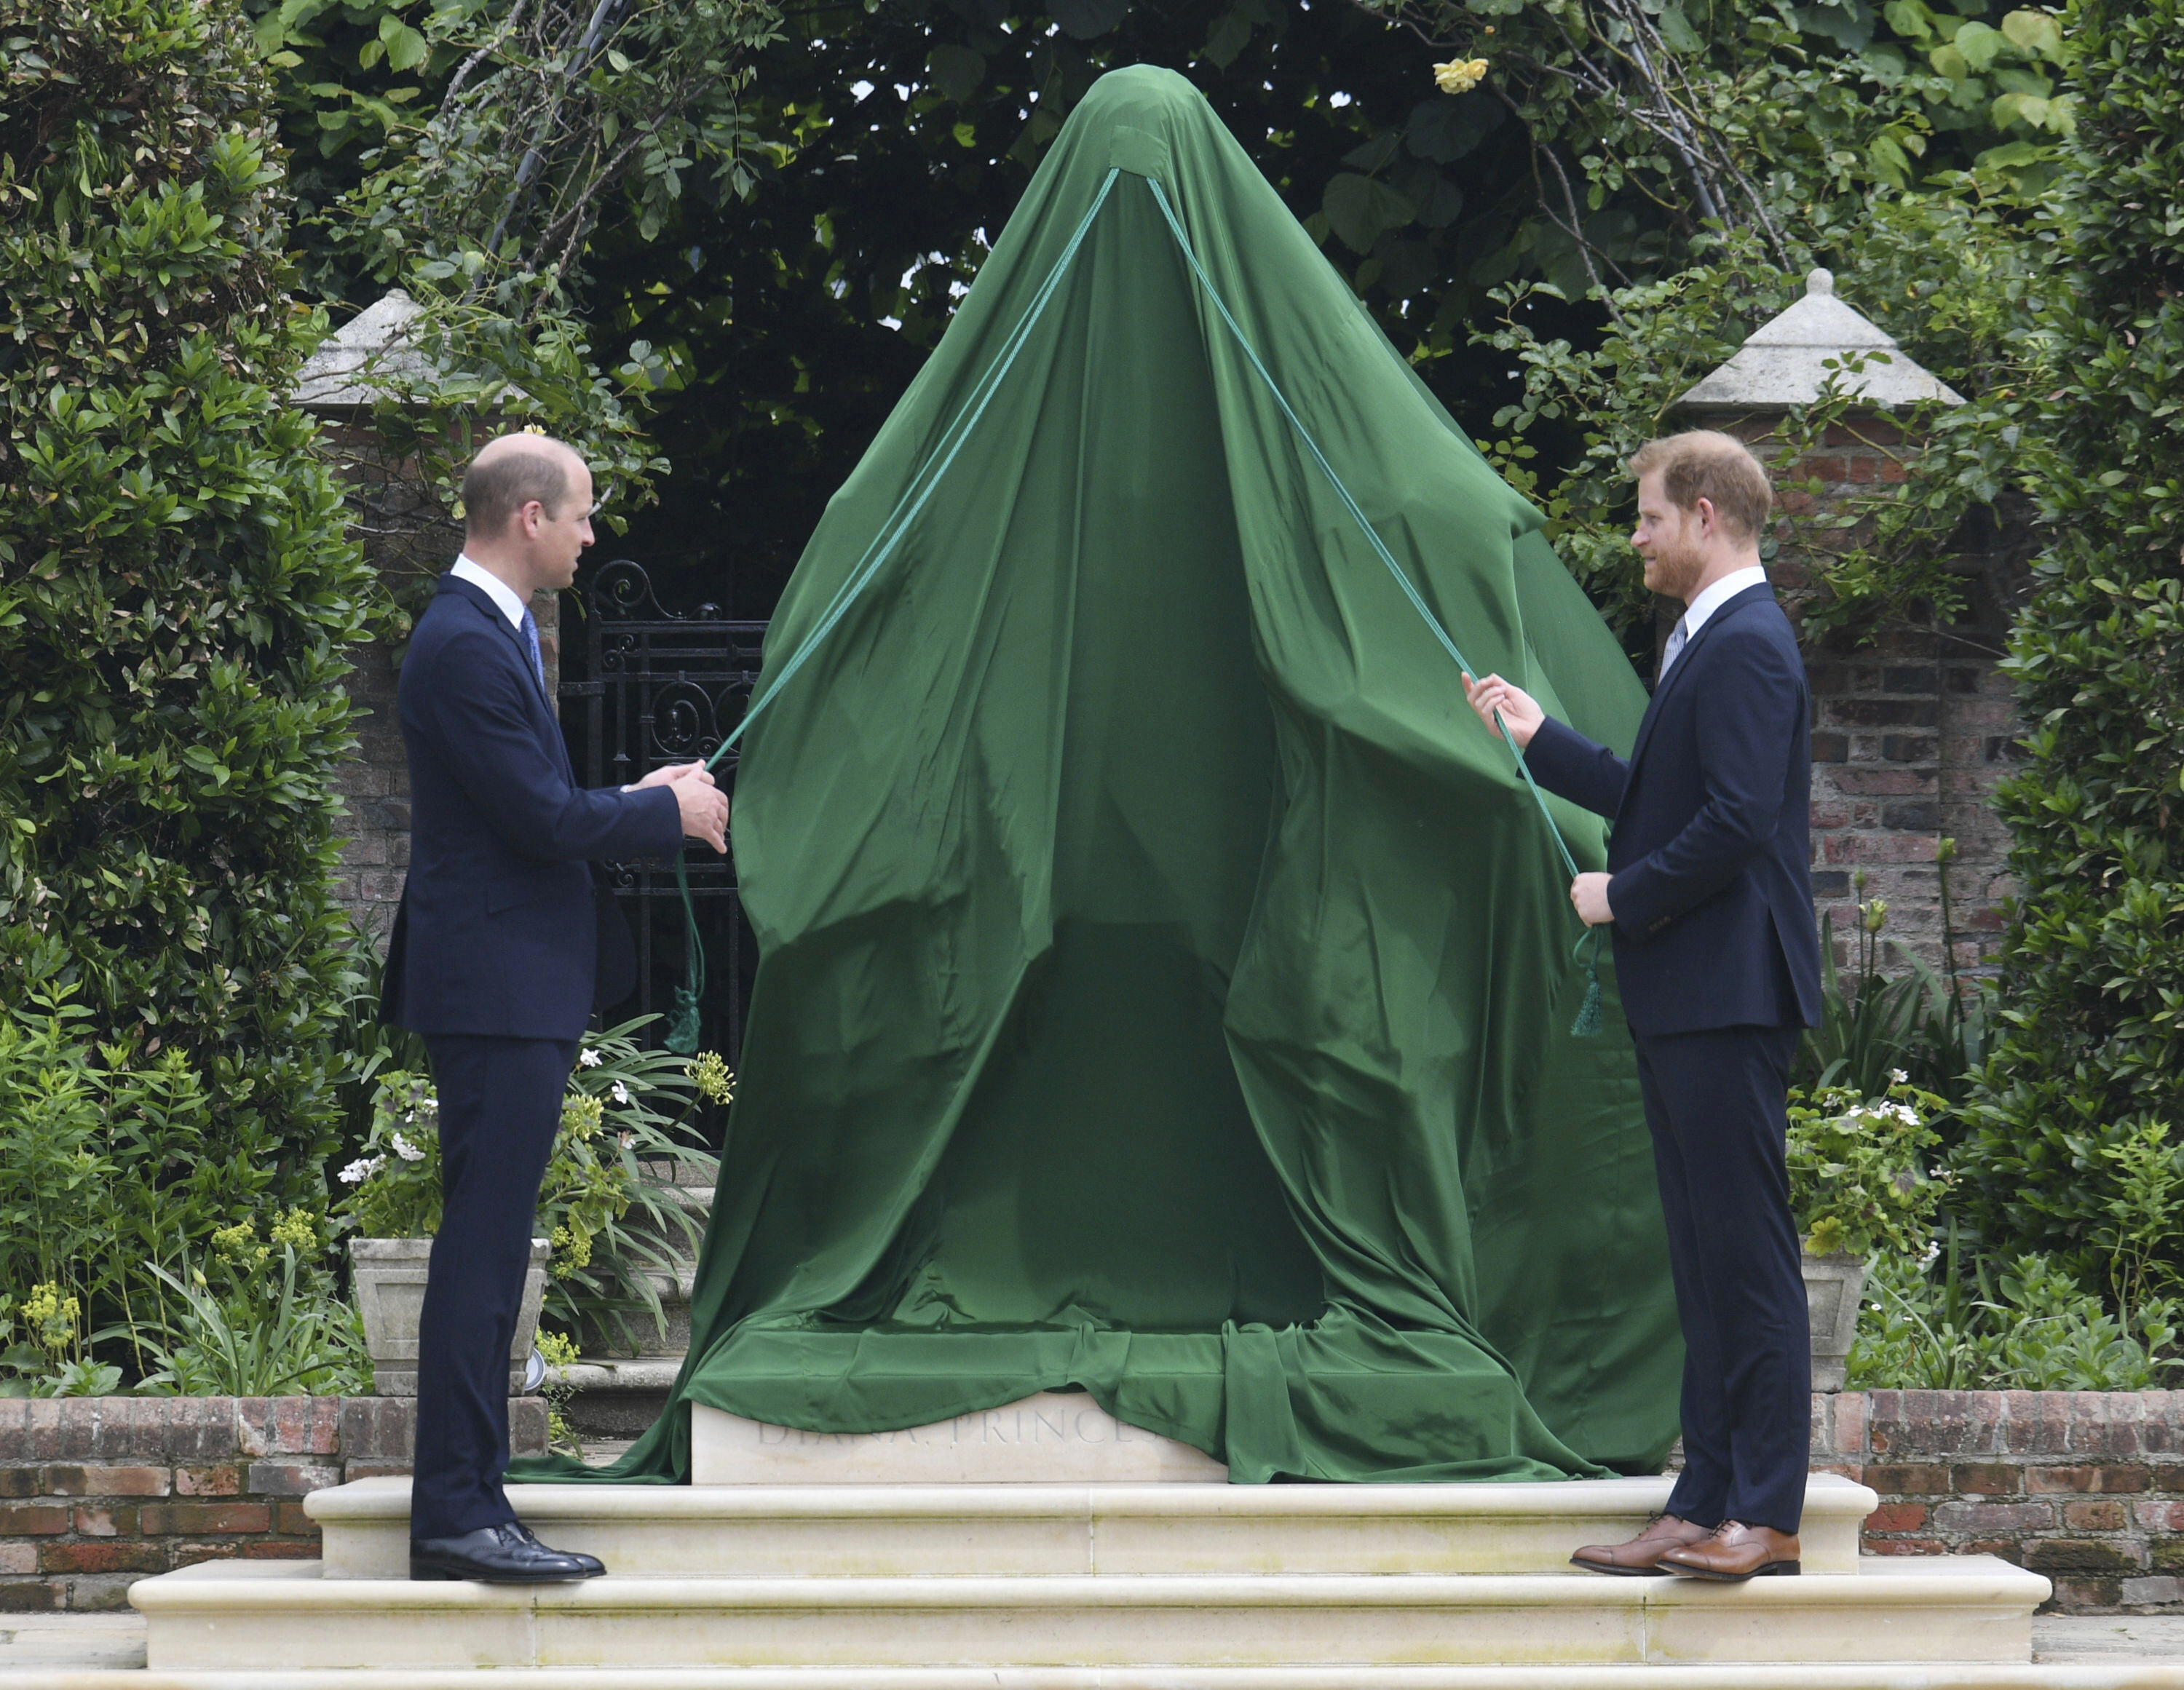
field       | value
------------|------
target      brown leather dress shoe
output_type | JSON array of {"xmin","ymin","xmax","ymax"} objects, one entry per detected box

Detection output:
[
  {"xmin": 1656, "ymin": 1519, "xmax": 1802, "ymax": 1580},
  {"xmin": 1569, "ymin": 1512, "xmax": 1714, "ymax": 1576}
]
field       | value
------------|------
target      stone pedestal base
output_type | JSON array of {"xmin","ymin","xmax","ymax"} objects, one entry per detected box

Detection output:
[{"xmin": 689, "ymin": 1392, "xmax": 1227, "ymax": 1484}]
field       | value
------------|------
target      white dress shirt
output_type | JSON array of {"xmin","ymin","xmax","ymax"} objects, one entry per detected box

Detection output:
[
  {"xmin": 450, "ymin": 555, "xmax": 529, "ymax": 630},
  {"xmin": 1661, "ymin": 564, "xmax": 1768, "ymax": 678}
]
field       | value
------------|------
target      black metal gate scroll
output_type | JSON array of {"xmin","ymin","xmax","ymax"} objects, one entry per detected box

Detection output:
[{"xmin": 560, "ymin": 559, "xmax": 766, "ymax": 1066}]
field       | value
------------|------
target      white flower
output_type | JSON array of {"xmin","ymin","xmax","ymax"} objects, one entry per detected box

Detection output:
[
  {"xmin": 1890, "ymin": 1068, "xmax": 1909, "ymax": 1085},
  {"xmin": 579, "ymin": 1049, "xmax": 603, "ymax": 1068},
  {"xmin": 1920, "ymin": 1241, "xmax": 1941, "ymax": 1269},
  {"xmin": 610, "ymin": 1081, "xmax": 630, "ymax": 1105},
  {"xmin": 390, "ymin": 1132, "xmax": 425, "ymax": 1163},
  {"xmin": 419, "ymin": 1096, "xmax": 438, "ymax": 1112},
  {"xmin": 339, "ymin": 1154, "xmax": 386, "ymax": 1186}
]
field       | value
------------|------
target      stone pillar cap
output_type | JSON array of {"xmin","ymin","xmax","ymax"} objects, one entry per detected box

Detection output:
[
  {"xmin": 1675, "ymin": 268, "xmax": 1966, "ymax": 413},
  {"xmin": 296, "ymin": 289, "xmax": 434, "ymax": 411}
]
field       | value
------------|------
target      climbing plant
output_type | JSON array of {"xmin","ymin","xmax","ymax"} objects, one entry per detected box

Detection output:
[{"xmin": 1950, "ymin": 0, "xmax": 2184, "ymax": 1283}]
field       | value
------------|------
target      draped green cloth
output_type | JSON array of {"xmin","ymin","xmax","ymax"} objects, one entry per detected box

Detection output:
[{"xmin": 515, "ymin": 65, "xmax": 1679, "ymax": 1488}]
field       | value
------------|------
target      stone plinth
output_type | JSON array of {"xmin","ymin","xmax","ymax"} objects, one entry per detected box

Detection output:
[{"xmin": 689, "ymin": 1393, "xmax": 1228, "ymax": 1484}]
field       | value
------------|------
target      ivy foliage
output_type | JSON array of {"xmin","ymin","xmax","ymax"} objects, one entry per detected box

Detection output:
[
  {"xmin": 0, "ymin": 0, "xmax": 375, "ymax": 1216},
  {"xmin": 1950, "ymin": 0, "xmax": 2184, "ymax": 1277}
]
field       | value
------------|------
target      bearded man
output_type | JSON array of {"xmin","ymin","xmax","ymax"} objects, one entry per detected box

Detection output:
[{"xmin": 1465, "ymin": 429, "xmax": 1822, "ymax": 1581}]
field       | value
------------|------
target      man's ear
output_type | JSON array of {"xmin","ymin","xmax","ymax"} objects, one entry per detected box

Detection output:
[{"xmin": 1692, "ymin": 496, "xmax": 1718, "ymax": 539}]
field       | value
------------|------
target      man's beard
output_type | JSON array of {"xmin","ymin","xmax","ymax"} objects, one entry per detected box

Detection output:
[{"xmin": 1645, "ymin": 529, "xmax": 1706, "ymax": 601}]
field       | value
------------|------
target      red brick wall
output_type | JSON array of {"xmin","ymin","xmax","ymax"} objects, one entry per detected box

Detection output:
[
  {"xmin": 1813, "ymin": 1390, "xmax": 2184, "ymax": 1611},
  {"xmin": 0, "ymin": 1397, "xmax": 545, "ymax": 1611}
]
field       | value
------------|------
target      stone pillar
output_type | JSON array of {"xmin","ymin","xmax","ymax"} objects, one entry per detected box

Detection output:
[{"xmin": 1673, "ymin": 272, "xmax": 2022, "ymax": 980}]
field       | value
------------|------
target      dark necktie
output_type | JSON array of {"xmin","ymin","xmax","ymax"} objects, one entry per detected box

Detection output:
[{"xmin": 518, "ymin": 605, "xmax": 547, "ymax": 697}]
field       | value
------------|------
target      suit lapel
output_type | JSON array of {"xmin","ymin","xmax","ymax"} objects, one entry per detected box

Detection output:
[
  {"xmin": 435, "ymin": 575, "xmax": 569, "ymax": 775},
  {"xmin": 1626, "ymin": 581, "xmax": 1776, "ymax": 771}
]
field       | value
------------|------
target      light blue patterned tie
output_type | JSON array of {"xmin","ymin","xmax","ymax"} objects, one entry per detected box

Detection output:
[
  {"xmin": 518, "ymin": 606, "xmax": 547, "ymax": 697},
  {"xmin": 1660, "ymin": 613, "xmax": 1690, "ymax": 681}
]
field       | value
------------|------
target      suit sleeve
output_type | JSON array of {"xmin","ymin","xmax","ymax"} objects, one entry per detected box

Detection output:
[
  {"xmin": 416, "ymin": 627, "xmax": 685, "ymax": 864},
  {"xmin": 1521, "ymin": 714, "xmax": 1631, "ymax": 821},
  {"xmin": 1606, "ymin": 630, "xmax": 1800, "ymax": 934}
]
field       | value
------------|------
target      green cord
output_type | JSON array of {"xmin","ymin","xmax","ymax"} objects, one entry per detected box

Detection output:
[
  {"xmin": 1141, "ymin": 177, "xmax": 1605, "ymax": 1036},
  {"xmin": 661, "ymin": 170, "xmax": 1126, "ymax": 1048}
]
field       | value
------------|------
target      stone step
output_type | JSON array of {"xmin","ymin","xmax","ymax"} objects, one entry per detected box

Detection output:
[
  {"xmin": 15, "ymin": 1665, "xmax": 2184, "ymax": 1689},
  {"xmin": 305, "ymin": 1475, "xmax": 1879, "ymax": 1581},
  {"xmin": 130, "ymin": 1555, "xmax": 2049, "ymax": 1673}
]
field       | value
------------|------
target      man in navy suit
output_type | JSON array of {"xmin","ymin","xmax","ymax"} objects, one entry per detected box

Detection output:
[
  {"xmin": 381, "ymin": 433, "xmax": 728, "ymax": 1582},
  {"xmin": 1466, "ymin": 430, "xmax": 1821, "ymax": 1582}
]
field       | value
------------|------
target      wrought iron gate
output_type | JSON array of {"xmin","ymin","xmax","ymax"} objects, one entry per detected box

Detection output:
[{"xmin": 559, "ymin": 559, "xmax": 767, "ymax": 1065}]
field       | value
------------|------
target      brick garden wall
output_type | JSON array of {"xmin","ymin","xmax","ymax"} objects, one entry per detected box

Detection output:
[
  {"xmin": 1813, "ymin": 1390, "xmax": 2184, "ymax": 1612},
  {"xmin": 0, "ymin": 1397, "xmax": 544, "ymax": 1612}
]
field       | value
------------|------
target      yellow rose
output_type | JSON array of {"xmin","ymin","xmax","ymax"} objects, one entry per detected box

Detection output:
[{"xmin": 1433, "ymin": 57, "xmax": 1489, "ymax": 95}]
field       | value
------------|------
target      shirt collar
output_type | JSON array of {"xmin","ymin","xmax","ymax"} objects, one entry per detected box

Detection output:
[
  {"xmin": 1680, "ymin": 565, "xmax": 1768, "ymax": 640},
  {"xmin": 451, "ymin": 555, "xmax": 529, "ymax": 630}
]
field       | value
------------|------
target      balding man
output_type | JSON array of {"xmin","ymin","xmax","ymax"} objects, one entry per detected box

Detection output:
[
  {"xmin": 1466, "ymin": 431, "xmax": 1821, "ymax": 1582},
  {"xmin": 381, "ymin": 434, "xmax": 727, "ymax": 1582}
]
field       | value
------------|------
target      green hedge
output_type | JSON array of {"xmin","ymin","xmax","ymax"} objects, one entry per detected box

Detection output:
[
  {"xmin": 0, "ymin": 0, "xmax": 374, "ymax": 1253},
  {"xmin": 1955, "ymin": 0, "xmax": 2184, "ymax": 1272}
]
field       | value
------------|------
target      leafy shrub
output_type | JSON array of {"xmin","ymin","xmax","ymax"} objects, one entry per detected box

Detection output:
[
  {"xmin": 1796, "ymin": 904, "xmax": 1992, "ymax": 1109},
  {"xmin": 336, "ymin": 1022, "xmax": 729, "ymax": 1347},
  {"xmin": 1789, "ymin": 1080, "xmax": 1947, "ymax": 1259},
  {"xmin": 0, "ymin": 986, "xmax": 325, "ymax": 1384},
  {"xmin": 1851, "ymin": 1245, "xmax": 2180, "ymax": 1392},
  {"xmin": 1954, "ymin": 0, "xmax": 2184, "ymax": 1274},
  {"xmin": 0, "ymin": 0, "xmax": 376, "ymax": 1236},
  {"xmin": 137, "ymin": 1242, "xmax": 371, "ymax": 1397}
]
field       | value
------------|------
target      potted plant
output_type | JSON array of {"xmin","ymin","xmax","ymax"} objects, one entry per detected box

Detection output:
[
  {"xmin": 1786, "ymin": 1072, "xmax": 1947, "ymax": 1389},
  {"xmin": 336, "ymin": 1074, "xmax": 546, "ymax": 1395},
  {"xmin": 336, "ymin": 1024, "xmax": 730, "ymax": 1394}
]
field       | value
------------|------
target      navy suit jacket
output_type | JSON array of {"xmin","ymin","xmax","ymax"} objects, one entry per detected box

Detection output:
[
  {"xmin": 1523, "ymin": 581, "xmax": 1823, "ymax": 1037},
  {"xmin": 380, "ymin": 574, "xmax": 684, "ymax": 1040}
]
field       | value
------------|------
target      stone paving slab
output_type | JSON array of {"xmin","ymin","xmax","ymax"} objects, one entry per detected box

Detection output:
[{"xmin": 5, "ymin": 1608, "xmax": 2183, "ymax": 1677}]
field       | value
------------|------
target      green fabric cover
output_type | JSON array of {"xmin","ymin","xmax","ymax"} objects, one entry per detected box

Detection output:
[{"xmin": 518, "ymin": 64, "xmax": 1679, "ymax": 1488}]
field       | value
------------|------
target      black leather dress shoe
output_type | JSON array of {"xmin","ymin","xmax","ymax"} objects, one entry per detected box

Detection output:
[{"xmin": 410, "ymin": 1521, "xmax": 607, "ymax": 1583}]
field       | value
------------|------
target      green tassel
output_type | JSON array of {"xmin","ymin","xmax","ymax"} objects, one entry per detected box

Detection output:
[
  {"xmin": 1570, "ymin": 972, "xmax": 1602, "ymax": 1039},
  {"xmin": 1569, "ymin": 928, "xmax": 1603, "ymax": 1039},
  {"xmin": 664, "ymin": 853, "xmax": 705, "ymax": 1056},
  {"xmin": 665, "ymin": 980, "xmax": 702, "ymax": 1057}
]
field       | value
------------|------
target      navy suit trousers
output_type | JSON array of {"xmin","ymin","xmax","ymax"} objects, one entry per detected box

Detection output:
[
  {"xmin": 1637, "ymin": 1024, "xmax": 1810, "ymax": 1536},
  {"xmin": 411, "ymin": 1034, "xmax": 576, "ymax": 1542}
]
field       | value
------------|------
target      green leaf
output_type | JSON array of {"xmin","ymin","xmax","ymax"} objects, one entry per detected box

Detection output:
[
  {"xmin": 1321, "ymin": 173, "xmax": 1413, "ymax": 255},
  {"xmin": 1950, "ymin": 20, "xmax": 2006, "ymax": 71},
  {"xmin": 1048, "ymin": 0, "xmax": 1128, "ymax": 38},
  {"xmin": 1200, "ymin": 10, "xmax": 1252, "ymax": 70},
  {"xmin": 1883, "ymin": 0, "xmax": 1936, "ymax": 40},
  {"xmin": 381, "ymin": 24, "xmax": 427, "ymax": 73},
  {"xmin": 2001, "ymin": 8, "xmax": 2063, "ymax": 60},
  {"xmin": 926, "ymin": 44, "xmax": 985, "ymax": 103}
]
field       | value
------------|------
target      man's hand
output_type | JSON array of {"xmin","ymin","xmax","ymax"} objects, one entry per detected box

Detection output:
[
  {"xmin": 633, "ymin": 761, "xmax": 711, "ymax": 790},
  {"xmin": 665, "ymin": 768, "xmax": 729, "ymax": 854},
  {"xmin": 1463, "ymin": 673, "xmax": 1546, "ymax": 750},
  {"xmin": 1571, "ymin": 871, "xmax": 1615, "ymax": 926}
]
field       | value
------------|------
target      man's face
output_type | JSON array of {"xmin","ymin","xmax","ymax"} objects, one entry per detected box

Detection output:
[
  {"xmin": 523, "ymin": 456, "xmax": 595, "ymax": 592},
  {"xmin": 1631, "ymin": 472, "xmax": 1706, "ymax": 600}
]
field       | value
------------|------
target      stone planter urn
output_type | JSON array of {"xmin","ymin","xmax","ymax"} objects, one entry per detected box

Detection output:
[
  {"xmin": 349, "ymin": 1237, "xmax": 550, "ymax": 1396},
  {"xmin": 1801, "ymin": 1247, "xmax": 1867, "ymax": 1392}
]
